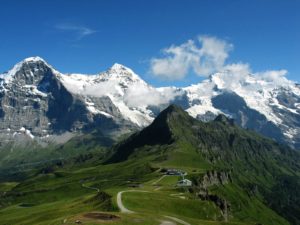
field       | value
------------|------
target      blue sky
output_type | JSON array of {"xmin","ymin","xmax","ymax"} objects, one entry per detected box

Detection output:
[{"xmin": 0, "ymin": 0, "xmax": 299, "ymax": 87}]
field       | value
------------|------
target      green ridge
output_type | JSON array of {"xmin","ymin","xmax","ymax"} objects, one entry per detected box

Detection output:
[{"xmin": 0, "ymin": 104, "xmax": 300, "ymax": 225}]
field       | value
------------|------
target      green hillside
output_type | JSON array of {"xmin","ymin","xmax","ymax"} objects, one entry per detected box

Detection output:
[{"xmin": 0, "ymin": 105, "xmax": 300, "ymax": 225}]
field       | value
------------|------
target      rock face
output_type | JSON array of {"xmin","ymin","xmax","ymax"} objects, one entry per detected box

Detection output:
[
  {"xmin": 0, "ymin": 57, "xmax": 300, "ymax": 148},
  {"xmin": 191, "ymin": 170, "xmax": 232, "ymax": 221},
  {"xmin": 198, "ymin": 170, "xmax": 231, "ymax": 189},
  {"xmin": 0, "ymin": 57, "xmax": 137, "ymax": 145}
]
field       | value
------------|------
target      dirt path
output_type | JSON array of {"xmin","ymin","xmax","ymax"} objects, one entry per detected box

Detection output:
[
  {"xmin": 81, "ymin": 183, "xmax": 100, "ymax": 193},
  {"xmin": 116, "ymin": 191, "xmax": 135, "ymax": 214},
  {"xmin": 160, "ymin": 221, "xmax": 176, "ymax": 225},
  {"xmin": 154, "ymin": 186, "xmax": 162, "ymax": 191},
  {"xmin": 117, "ymin": 190, "xmax": 149, "ymax": 214},
  {"xmin": 117, "ymin": 190, "xmax": 191, "ymax": 225},
  {"xmin": 152, "ymin": 175, "xmax": 167, "ymax": 185},
  {"xmin": 164, "ymin": 216, "xmax": 191, "ymax": 225}
]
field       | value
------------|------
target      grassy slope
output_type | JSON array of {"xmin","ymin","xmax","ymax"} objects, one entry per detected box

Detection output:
[
  {"xmin": 108, "ymin": 105, "xmax": 300, "ymax": 224},
  {"xmin": 0, "ymin": 157, "xmax": 248, "ymax": 225},
  {"xmin": 0, "ymin": 105, "xmax": 300, "ymax": 224},
  {"xmin": 0, "ymin": 130, "xmax": 113, "ymax": 182}
]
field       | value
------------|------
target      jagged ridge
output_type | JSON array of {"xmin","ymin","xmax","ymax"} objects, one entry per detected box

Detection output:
[{"xmin": 0, "ymin": 57, "xmax": 299, "ymax": 149}]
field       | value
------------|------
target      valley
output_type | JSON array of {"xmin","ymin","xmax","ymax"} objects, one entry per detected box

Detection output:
[{"xmin": 0, "ymin": 105, "xmax": 299, "ymax": 225}]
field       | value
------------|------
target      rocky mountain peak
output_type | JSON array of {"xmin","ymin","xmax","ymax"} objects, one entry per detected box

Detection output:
[
  {"xmin": 159, "ymin": 104, "xmax": 186, "ymax": 117},
  {"xmin": 150, "ymin": 104, "xmax": 192, "ymax": 131},
  {"xmin": 23, "ymin": 56, "xmax": 47, "ymax": 64},
  {"xmin": 105, "ymin": 63, "xmax": 143, "ymax": 83},
  {"xmin": 0, "ymin": 56, "xmax": 58, "ymax": 86},
  {"xmin": 110, "ymin": 63, "xmax": 130, "ymax": 71}
]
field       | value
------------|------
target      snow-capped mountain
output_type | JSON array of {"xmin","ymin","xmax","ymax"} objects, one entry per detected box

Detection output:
[
  {"xmin": 183, "ymin": 71, "xmax": 300, "ymax": 149},
  {"xmin": 0, "ymin": 57, "xmax": 299, "ymax": 148}
]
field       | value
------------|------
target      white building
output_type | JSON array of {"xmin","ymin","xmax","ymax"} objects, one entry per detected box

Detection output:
[{"xmin": 177, "ymin": 179, "xmax": 192, "ymax": 187}]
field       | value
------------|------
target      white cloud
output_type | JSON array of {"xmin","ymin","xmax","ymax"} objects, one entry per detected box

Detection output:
[
  {"xmin": 83, "ymin": 80, "xmax": 121, "ymax": 97},
  {"xmin": 73, "ymin": 79, "xmax": 182, "ymax": 108},
  {"xmin": 210, "ymin": 62, "xmax": 291, "ymax": 91},
  {"xmin": 124, "ymin": 84, "xmax": 182, "ymax": 107},
  {"xmin": 150, "ymin": 35, "xmax": 291, "ymax": 89},
  {"xmin": 194, "ymin": 36, "xmax": 233, "ymax": 75},
  {"xmin": 257, "ymin": 70, "xmax": 290, "ymax": 86},
  {"xmin": 150, "ymin": 35, "xmax": 233, "ymax": 80},
  {"xmin": 209, "ymin": 63, "xmax": 251, "ymax": 90},
  {"xmin": 55, "ymin": 23, "xmax": 97, "ymax": 40},
  {"xmin": 224, "ymin": 63, "xmax": 252, "ymax": 81}
]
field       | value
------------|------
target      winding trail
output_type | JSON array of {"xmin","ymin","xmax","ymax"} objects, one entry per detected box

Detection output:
[
  {"xmin": 164, "ymin": 216, "xmax": 191, "ymax": 225},
  {"xmin": 152, "ymin": 175, "xmax": 167, "ymax": 185},
  {"xmin": 160, "ymin": 221, "xmax": 176, "ymax": 225},
  {"xmin": 154, "ymin": 186, "xmax": 162, "ymax": 191},
  {"xmin": 81, "ymin": 183, "xmax": 100, "ymax": 193},
  {"xmin": 117, "ymin": 190, "xmax": 191, "ymax": 225},
  {"xmin": 117, "ymin": 190, "xmax": 149, "ymax": 214},
  {"xmin": 117, "ymin": 191, "xmax": 134, "ymax": 214}
]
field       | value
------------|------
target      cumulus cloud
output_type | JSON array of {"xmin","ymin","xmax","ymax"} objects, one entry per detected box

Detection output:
[
  {"xmin": 150, "ymin": 35, "xmax": 233, "ymax": 80},
  {"xmin": 55, "ymin": 23, "xmax": 97, "ymax": 40},
  {"xmin": 150, "ymin": 35, "xmax": 291, "ymax": 89}
]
